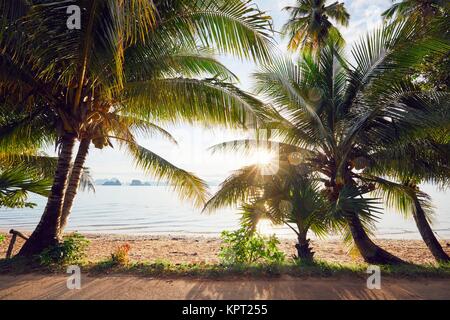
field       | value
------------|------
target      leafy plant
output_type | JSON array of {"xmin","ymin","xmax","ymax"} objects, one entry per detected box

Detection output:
[
  {"xmin": 219, "ymin": 227, "xmax": 285, "ymax": 265},
  {"xmin": 38, "ymin": 233, "xmax": 90, "ymax": 266},
  {"xmin": 0, "ymin": 234, "xmax": 5, "ymax": 244},
  {"xmin": 205, "ymin": 166, "xmax": 331, "ymax": 261},
  {"xmin": 111, "ymin": 244, "xmax": 131, "ymax": 266}
]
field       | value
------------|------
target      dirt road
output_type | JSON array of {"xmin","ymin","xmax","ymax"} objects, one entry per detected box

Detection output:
[{"xmin": 0, "ymin": 274, "xmax": 449, "ymax": 300}]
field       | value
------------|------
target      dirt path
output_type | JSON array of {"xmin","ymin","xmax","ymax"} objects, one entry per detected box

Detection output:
[{"xmin": 0, "ymin": 274, "xmax": 449, "ymax": 300}]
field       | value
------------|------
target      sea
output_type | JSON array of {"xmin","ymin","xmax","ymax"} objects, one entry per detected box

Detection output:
[{"xmin": 0, "ymin": 185, "xmax": 449, "ymax": 239}]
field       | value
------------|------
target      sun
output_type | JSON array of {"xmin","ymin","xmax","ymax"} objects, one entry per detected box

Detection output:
[{"xmin": 252, "ymin": 149, "xmax": 275, "ymax": 165}]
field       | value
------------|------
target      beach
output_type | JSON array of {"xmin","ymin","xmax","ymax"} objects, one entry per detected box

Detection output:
[{"xmin": 1, "ymin": 232, "xmax": 449, "ymax": 265}]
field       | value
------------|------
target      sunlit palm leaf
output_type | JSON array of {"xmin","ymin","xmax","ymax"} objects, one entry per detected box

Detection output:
[
  {"xmin": 0, "ymin": 165, "xmax": 51, "ymax": 208},
  {"xmin": 127, "ymin": 143, "xmax": 209, "ymax": 208}
]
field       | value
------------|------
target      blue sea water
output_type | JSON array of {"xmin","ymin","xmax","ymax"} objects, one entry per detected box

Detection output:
[{"xmin": 0, "ymin": 185, "xmax": 449, "ymax": 239}]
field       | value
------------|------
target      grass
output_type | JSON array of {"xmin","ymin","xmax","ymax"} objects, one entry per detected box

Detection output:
[
  {"xmin": 1, "ymin": 256, "xmax": 449, "ymax": 279},
  {"xmin": 1, "ymin": 231, "xmax": 448, "ymax": 278}
]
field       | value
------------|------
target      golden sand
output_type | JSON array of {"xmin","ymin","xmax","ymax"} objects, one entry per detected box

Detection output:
[{"xmin": 1, "ymin": 232, "xmax": 449, "ymax": 265}]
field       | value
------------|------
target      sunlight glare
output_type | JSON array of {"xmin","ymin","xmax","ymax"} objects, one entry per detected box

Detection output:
[
  {"xmin": 256, "ymin": 219, "xmax": 276, "ymax": 236},
  {"xmin": 252, "ymin": 149, "xmax": 275, "ymax": 166}
]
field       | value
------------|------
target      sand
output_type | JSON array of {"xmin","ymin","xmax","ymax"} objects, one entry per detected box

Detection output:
[{"xmin": 1, "ymin": 231, "xmax": 449, "ymax": 265}]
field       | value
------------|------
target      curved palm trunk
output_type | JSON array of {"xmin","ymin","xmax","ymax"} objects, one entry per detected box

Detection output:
[
  {"xmin": 58, "ymin": 138, "xmax": 91, "ymax": 236},
  {"xmin": 18, "ymin": 134, "xmax": 76, "ymax": 256},
  {"xmin": 295, "ymin": 231, "xmax": 314, "ymax": 261},
  {"xmin": 412, "ymin": 197, "xmax": 449, "ymax": 263},
  {"xmin": 347, "ymin": 213, "xmax": 405, "ymax": 265}
]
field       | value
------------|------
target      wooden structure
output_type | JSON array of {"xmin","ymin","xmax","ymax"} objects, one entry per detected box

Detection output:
[{"xmin": 6, "ymin": 229, "xmax": 29, "ymax": 259}]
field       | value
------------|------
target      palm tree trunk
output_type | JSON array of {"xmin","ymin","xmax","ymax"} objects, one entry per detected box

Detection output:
[
  {"xmin": 346, "ymin": 213, "xmax": 405, "ymax": 265},
  {"xmin": 412, "ymin": 197, "xmax": 449, "ymax": 263},
  {"xmin": 295, "ymin": 231, "xmax": 314, "ymax": 261},
  {"xmin": 58, "ymin": 138, "xmax": 91, "ymax": 236},
  {"xmin": 18, "ymin": 133, "xmax": 76, "ymax": 257}
]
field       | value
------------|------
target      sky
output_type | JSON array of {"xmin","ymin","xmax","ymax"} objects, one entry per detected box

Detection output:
[{"xmin": 81, "ymin": 0, "xmax": 395, "ymax": 183}]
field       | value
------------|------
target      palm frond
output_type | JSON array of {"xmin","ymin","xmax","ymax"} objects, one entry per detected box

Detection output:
[
  {"xmin": 203, "ymin": 164, "xmax": 263, "ymax": 213},
  {"xmin": 157, "ymin": 0, "xmax": 274, "ymax": 62},
  {"xmin": 126, "ymin": 143, "xmax": 209, "ymax": 208},
  {"xmin": 123, "ymin": 77, "xmax": 269, "ymax": 128},
  {"xmin": 79, "ymin": 167, "xmax": 95, "ymax": 193},
  {"xmin": 0, "ymin": 152, "xmax": 57, "ymax": 179},
  {"xmin": 0, "ymin": 165, "xmax": 51, "ymax": 208},
  {"xmin": 330, "ymin": 185, "xmax": 383, "ymax": 225}
]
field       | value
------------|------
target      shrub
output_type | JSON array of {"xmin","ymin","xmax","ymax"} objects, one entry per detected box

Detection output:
[
  {"xmin": 219, "ymin": 228, "xmax": 285, "ymax": 266},
  {"xmin": 0, "ymin": 234, "xmax": 5, "ymax": 245},
  {"xmin": 111, "ymin": 243, "xmax": 131, "ymax": 266},
  {"xmin": 39, "ymin": 233, "xmax": 90, "ymax": 266}
]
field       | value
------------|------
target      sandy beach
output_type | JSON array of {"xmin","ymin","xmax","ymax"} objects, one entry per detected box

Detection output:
[{"xmin": 1, "ymin": 231, "xmax": 449, "ymax": 265}]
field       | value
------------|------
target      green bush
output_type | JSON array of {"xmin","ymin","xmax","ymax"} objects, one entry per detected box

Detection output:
[
  {"xmin": 0, "ymin": 234, "xmax": 5, "ymax": 244},
  {"xmin": 219, "ymin": 227, "xmax": 285, "ymax": 265},
  {"xmin": 39, "ymin": 233, "xmax": 90, "ymax": 266}
]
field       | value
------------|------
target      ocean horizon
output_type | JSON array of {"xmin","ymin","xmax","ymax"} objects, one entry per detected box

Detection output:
[{"xmin": 1, "ymin": 185, "xmax": 449, "ymax": 240}]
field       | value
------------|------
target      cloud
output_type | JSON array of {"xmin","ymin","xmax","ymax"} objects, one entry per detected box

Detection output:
[{"xmin": 339, "ymin": 0, "xmax": 392, "ymax": 45}]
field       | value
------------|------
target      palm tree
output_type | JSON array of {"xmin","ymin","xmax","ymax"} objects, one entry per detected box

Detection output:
[
  {"xmin": 382, "ymin": 0, "xmax": 447, "ymax": 22},
  {"xmin": 209, "ymin": 22, "xmax": 449, "ymax": 264},
  {"xmin": 282, "ymin": 0, "xmax": 349, "ymax": 52},
  {"xmin": 1, "ymin": 0, "xmax": 274, "ymax": 256},
  {"xmin": 375, "ymin": 180, "xmax": 450, "ymax": 263},
  {"xmin": 364, "ymin": 128, "xmax": 450, "ymax": 262},
  {"xmin": 358, "ymin": 8, "xmax": 450, "ymax": 262},
  {"xmin": 0, "ymin": 107, "xmax": 92, "ymax": 209},
  {"xmin": 383, "ymin": 1, "xmax": 449, "ymax": 91},
  {"xmin": 204, "ymin": 148, "xmax": 332, "ymax": 261}
]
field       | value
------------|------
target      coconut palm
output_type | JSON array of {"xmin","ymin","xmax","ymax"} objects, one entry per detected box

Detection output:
[
  {"xmin": 0, "ymin": 106, "xmax": 94, "ymax": 214},
  {"xmin": 363, "ymin": 128, "xmax": 450, "ymax": 262},
  {"xmin": 373, "ymin": 179, "xmax": 450, "ymax": 262},
  {"xmin": 282, "ymin": 0, "xmax": 349, "ymax": 52},
  {"xmin": 383, "ymin": 2, "xmax": 450, "ymax": 91},
  {"xmin": 204, "ymin": 146, "xmax": 333, "ymax": 261},
  {"xmin": 209, "ymin": 21, "xmax": 449, "ymax": 264},
  {"xmin": 0, "ymin": 0, "xmax": 274, "ymax": 256},
  {"xmin": 0, "ymin": 106, "xmax": 93, "ymax": 209},
  {"xmin": 345, "ymin": 12, "xmax": 450, "ymax": 261}
]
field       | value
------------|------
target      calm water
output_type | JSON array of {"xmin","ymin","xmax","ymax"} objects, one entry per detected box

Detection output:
[{"xmin": 0, "ymin": 185, "xmax": 449, "ymax": 239}]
